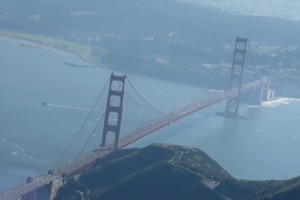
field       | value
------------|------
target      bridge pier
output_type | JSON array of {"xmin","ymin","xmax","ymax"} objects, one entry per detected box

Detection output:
[
  {"xmin": 243, "ymin": 80, "xmax": 264, "ymax": 105},
  {"xmin": 241, "ymin": 77, "xmax": 275, "ymax": 105},
  {"xmin": 262, "ymin": 77, "xmax": 275, "ymax": 101}
]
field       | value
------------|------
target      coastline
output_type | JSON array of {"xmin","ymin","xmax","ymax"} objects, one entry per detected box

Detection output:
[
  {"xmin": 0, "ymin": 34, "xmax": 96, "ymax": 66},
  {"xmin": 1, "ymin": 31, "xmax": 298, "ymax": 98}
]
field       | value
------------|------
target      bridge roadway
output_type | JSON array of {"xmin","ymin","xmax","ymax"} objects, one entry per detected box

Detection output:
[
  {"xmin": 0, "ymin": 78, "xmax": 267, "ymax": 200},
  {"xmin": 117, "ymin": 77, "xmax": 268, "ymax": 148}
]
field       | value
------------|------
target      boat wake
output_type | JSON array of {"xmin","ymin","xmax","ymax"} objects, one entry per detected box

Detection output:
[
  {"xmin": 261, "ymin": 98, "xmax": 300, "ymax": 108},
  {"xmin": 0, "ymin": 137, "xmax": 35, "ymax": 160},
  {"xmin": 209, "ymin": 89, "xmax": 224, "ymax": 93},
  {"xmin": 42, "ymin": 102, "xmax": 90, "ymax": 111},
  {"xmin": 248, "ymin": 98, "xmax": 300, "ymax": 108}
]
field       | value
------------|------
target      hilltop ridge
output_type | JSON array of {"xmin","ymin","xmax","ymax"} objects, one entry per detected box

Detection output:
[{"xmin": 54, "ymin": 144, "xmax": 300, "ymax": 200}]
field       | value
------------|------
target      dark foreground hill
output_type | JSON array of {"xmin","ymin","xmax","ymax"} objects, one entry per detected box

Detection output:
[{"xmin": 54, "ymin": 144, "xmax": 300, "ymax": 200}]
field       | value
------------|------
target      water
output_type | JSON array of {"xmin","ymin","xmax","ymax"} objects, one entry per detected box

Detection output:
[
  {"xmin": 1, "ymin": 39, "xmax": 300, "ymax": 192},
  {"xmin": 0, "ymin": 38, "xmax": 112, "ymax": 191},
  {"xmin": 177, "ymin": 0, "xmax": 300, "ymax": 21}
]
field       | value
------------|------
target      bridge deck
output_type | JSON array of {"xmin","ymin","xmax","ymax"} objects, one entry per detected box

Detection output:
[
  {"xmin": 0, "ymin": 78, "xmax": 267, "ymax": 200},
  {"xmin": 118, "ymin": 78, "xmax": 267, "ymax": 148}
]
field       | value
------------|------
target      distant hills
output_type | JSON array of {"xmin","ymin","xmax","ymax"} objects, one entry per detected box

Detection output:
[
  {"xmin": 0, "ymin": 0, "xmax": 300, "ymax": 97},
  {"xmin": 54, "ymin": 144, "xmax": 300, "ymax": 200}
]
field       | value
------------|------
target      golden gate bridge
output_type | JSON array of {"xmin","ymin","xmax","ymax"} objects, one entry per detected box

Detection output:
[{"xmin": 0, "ymin": 37, "xmax": 274, "ymax": 200}]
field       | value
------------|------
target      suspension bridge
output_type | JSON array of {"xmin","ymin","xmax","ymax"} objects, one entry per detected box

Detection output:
[{"xmin": 0, "ymin": 37, "xmax": 274, "ymax": 200}]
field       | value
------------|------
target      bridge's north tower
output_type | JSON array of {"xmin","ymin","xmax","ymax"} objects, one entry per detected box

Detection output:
[
  {"xmin": 101, "ymin": 73, "xmax": 126, "ymax": 150},
  {"xmin": 224, "ymin": 37, "xmax": 247, "ymax": 117}
]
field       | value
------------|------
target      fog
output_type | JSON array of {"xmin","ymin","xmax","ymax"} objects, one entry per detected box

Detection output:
[
  {"xmin": 176, "ymin": 0, "xmax": 300, "ymax": 21},
  {"xmin": 1, "ymin": 0, "xmax": 300, "ymax": 198}
]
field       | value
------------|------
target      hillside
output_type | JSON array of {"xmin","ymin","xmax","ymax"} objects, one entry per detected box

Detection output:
[
  {"xmin": 0, "ymin": 0, "xmax": 300, "ymax": 97},
  {"xmin": 54, "ymin": 144, "xmax": 300, "ymax": 200}
]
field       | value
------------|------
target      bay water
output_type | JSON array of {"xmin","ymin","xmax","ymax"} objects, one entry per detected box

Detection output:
[{"xmin": 0, "ymin": 38, "xmax": 300, "ymax": 192}]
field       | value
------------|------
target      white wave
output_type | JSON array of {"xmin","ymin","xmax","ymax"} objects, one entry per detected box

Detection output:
[
  {"xmin": 44, "ymin": 103, "xmax": 90, "ymax": 111},
  {"xmin": 142, "ymin": 37, "xmax": 154, "ymax": 41},
  {"xmin": 15, "ymin": 144, "xmax": 25, "ymax": 153},
  {"xmin": 175, "ymin": 0, "xmax": 300, "ymax": 21},
  {"xmin": 247, "ymin": 98, "xmax": 300, "ymax": 108},
  {"xmin": 168, "ymin": 32, "xmax": 175, "ymax": 37},
  {"xmin": 261, "ymin": 98, "xmax": 300, "ymax": 108},
  {"xmin": 1, "ymin": 137, "xmax": 36, "ymax": 160},
  {"xmin": 209, "ymin": 89, "xmax": 224, "ymax": 93}
]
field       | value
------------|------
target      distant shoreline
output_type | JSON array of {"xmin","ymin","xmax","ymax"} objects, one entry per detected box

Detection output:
[{"xmin": 0, "ymin": 34, "xmax": 95, "ymax": 65}]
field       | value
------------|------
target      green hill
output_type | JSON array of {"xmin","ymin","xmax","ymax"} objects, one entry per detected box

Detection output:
[
  {"xmin": 1, "ymin": 0, "xmax": 300, "ymax": 97},
  {"xmin": 54, "ymin": 144, "xmax": 300, "ymax": 200}
]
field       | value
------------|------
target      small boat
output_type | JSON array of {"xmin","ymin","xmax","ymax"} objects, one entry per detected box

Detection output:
[{"xmin": 41, "ymin": 102, "xmax": 48, "ymax": 106}]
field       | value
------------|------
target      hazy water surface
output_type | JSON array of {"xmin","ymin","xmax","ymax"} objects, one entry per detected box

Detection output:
[{"xmin": 1, "ymin": 39, "xmax": 300, "ymax": 192}]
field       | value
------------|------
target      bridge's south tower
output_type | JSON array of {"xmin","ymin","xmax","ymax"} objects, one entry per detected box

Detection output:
[
  {"xmin": 101, "ymin": 73, "xmax": 126, "ymax": 150},
  {"xmin": 225, "ymin": 37, "xmax": 247, "ymax": 116}
]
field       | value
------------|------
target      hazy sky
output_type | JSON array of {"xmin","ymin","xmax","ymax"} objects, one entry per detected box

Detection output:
[{"xmin": 176, "ymin": 0, "xmax": 300, "ymax": 21}]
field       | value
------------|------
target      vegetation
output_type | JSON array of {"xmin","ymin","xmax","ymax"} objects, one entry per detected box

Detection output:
[
  {"xmin": 0, "ymin": 1, "xmax": 299, "ymax": 199},
  {"xmin": 54, "ymin": 144, "xmax": 300, "ymax": 200},
  {"xmin": 0, "ymin": 0, "xmax": 300, "ymax": 96},
  {"xmin": 254, "ymin": 45, "xmax": 281, "ymax": 55},
  {"xmin": 0, "ymin": 30, "xmax": 97, "ymax": 63}
]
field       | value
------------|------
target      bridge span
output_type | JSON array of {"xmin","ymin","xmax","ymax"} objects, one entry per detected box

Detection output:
[
  {"xmin": 0, "ymin": 76, "xmax": 269, "ymax": 200},
  {"xmin": 118, "ymin": 77, "xmax": 270, "ymax": 148},
  {"xmin": 0, "ymin": 37, "xmax": 274, "ymax": 200}
]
